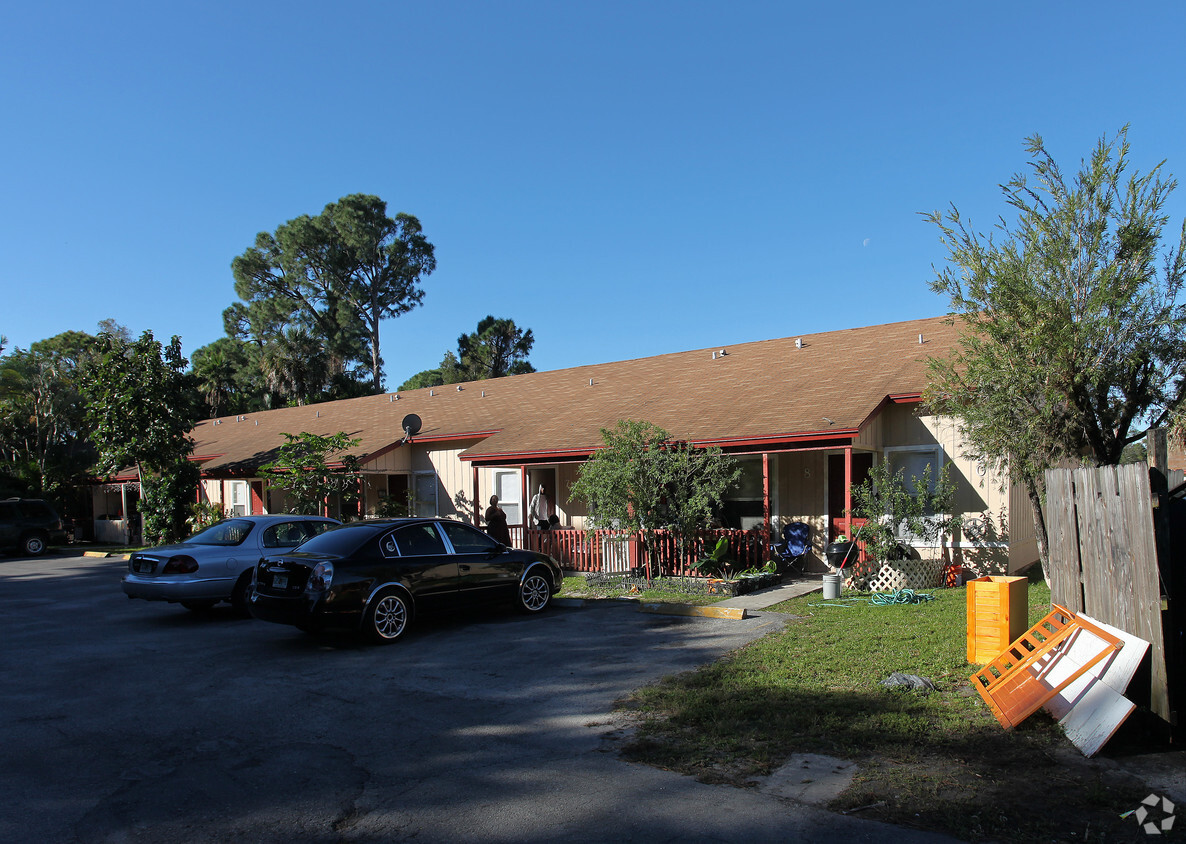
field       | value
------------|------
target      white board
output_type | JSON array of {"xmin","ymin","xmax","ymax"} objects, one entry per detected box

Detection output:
[{"xmin": 1040, "ymin": 614, "xmax": 1150, "ymax": 757}]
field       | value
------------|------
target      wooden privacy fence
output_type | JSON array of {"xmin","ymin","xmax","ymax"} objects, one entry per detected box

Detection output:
[
  {"xmin": 520, "ymin": 527, "xmax": 767, "ymax": 577},
  {"xmin": 1044, "ymin": 463, "xmax": 1174, "ymax": 724}
]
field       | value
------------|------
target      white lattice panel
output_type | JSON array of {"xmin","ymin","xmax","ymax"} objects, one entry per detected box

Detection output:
[{"xmin": 866, "ymin": 559, "xmax": 945, "ymax": 592}]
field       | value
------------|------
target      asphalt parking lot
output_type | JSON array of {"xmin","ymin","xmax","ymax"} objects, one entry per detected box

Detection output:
[{"xmin": 1, "ymin": 552, "xmax": 959, "ymax": 843}]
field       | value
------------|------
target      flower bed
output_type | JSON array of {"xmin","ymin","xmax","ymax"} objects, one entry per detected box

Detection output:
[{"xmin": 583, "ymin": 571, "xmax": 781, "ymax": 598}]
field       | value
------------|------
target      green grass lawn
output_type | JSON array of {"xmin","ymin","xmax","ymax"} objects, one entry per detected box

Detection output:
[{"xmin": 612, "ymin": 576, "xmax": 1163, "ymax": 842}]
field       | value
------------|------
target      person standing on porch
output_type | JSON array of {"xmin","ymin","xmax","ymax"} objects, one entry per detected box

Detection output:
[
  {"xmin": 530, "ymin": 485, "xmax": 550, "ymax": 529},
  {"xmin": 484, "ymin": 495, "xmax": 512, "ymax": 546}
]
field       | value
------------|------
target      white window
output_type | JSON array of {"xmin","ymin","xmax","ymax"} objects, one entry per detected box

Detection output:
[
  {"xmin": 227, "ymin": 480, "xmax": 249, "ymax": 517},
  {"xmin": 413, "ymin": 472, "xmax": 438, "ymax": 517},
  {"xmin": 882, "ymin": 446, "xmax": 946, "ymax": 545},
  {"xmin": 885, "ymin": 446, "xmax": 942, "ymax": 488},
  {"xmin": 723, "ymin": 457, "xmax": 765, "ymax": 530},
  {"xmin": 493, "ymin": 469, "xmax": 522, "ymax": 525}
]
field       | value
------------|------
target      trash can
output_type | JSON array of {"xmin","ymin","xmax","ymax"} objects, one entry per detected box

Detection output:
[{"xmin": 966, "ymin": 575, "xmax": 1028, "ymax": 664}]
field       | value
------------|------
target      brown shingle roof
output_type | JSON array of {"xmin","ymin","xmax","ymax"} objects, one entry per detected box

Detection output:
[{"xmin": 190, "ymin": 315, "xmax": 958, "ymax": 472}]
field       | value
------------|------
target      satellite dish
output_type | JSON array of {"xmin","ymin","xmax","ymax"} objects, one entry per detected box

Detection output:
[{"xmin": 401, "ymin": 413, "xmax": 422, "ymax": 439}]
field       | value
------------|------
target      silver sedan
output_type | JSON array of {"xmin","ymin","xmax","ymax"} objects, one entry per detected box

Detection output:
[{"xmin": 122, "ymin": 515, "xmax": 339, "ymax": 613}]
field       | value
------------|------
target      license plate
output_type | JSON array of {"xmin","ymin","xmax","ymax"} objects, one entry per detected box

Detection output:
[{"xmin": 273, "ymin": 574, "xmax": 288, "ymax": 589}]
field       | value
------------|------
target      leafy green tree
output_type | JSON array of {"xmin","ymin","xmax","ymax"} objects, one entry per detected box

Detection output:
[
  {"xmin": 397, "ymin": 316, "xmax": 535, "ymax": 390},
  {"xmin": 81, "ymin": 330, "xmax": 199, "ymax": 544},
  {"xmin": 261, "ymin": 431, "xmax": 363, "ymax": 517},
  {"xmin": 0, "ymin": 330, "xmax": 97, "ymax": 505},
  {"xmin": 570, "ymin": 420, "xmax": 739, "ymax": 581},
  {"xmin": 448, "ymin": 316, "xmax": 536, "ymax": 382},
  {"xmin": 849, "ymin": 460, "xmax": 960, "ymax": 564},
  {"xmin": 924, "ymin": 127, "xmax": 1186, "ymax": 566},
  {"xmin": 230, "ymin": 194, "xmax": 435, "ymax": 393}
]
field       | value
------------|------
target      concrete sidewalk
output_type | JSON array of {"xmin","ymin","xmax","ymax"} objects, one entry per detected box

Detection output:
[{"xmin": 714, "ymin": 574, "xmax": 825, "ymax": 611}]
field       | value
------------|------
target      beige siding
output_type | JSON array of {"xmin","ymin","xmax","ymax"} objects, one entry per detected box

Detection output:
[
  {"xmin": 849, "ymin": 404, "xmax": 1014, "ymax": 574},
  {"xmin": 362, "ymin": 445, "xmax": 411, "ymax": 473},
  {"xmin": 414, "ymin": 441, "xmax": 479, "ymax": 521},
  {"xmin": 890, "ymin": 405, "xmax": 1011, "ymax": 574},
  {"xmin": 1008, "ymin": 479, "xmax": 1039, "ymax": 573},
  {"xmin": 853, "ymin": 405, "xmax": 885, "ymax": 450}
]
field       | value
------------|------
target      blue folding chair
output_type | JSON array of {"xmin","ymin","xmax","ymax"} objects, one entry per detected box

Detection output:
[{"xmin": 771, "ymin": 521, "xmax": 810, "ymax": 575}]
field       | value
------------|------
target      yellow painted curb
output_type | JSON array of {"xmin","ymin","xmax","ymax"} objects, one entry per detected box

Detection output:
[
  {"xmin": 638, "ymin": 602, "xmax": 747, "ymax": 620},
  {"xmin": 82, "ymin": 551, "xmax": 111, "ymax": 558}
]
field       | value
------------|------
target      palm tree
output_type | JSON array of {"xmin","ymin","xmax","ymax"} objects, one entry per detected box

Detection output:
[
  {"xmin": 193, "ymin": 345, "xmax": 236, "ymax": 417},
  {"xmin": 261, "ymin": 328, "xmax": 329, "ymax": 406}
]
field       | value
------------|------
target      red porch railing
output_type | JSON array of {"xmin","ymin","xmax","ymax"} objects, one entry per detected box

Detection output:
[{"xmin": 517, "ymin": 526, "xmax": 768, "ymax": 577}]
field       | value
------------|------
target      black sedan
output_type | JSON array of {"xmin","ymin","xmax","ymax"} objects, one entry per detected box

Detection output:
[{"xmin": 249, "ymin": 517, "xmax": 563, "ymax": 643}]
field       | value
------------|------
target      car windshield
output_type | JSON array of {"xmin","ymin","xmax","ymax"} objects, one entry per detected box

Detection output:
[
  {"xmin": 287, "ymin": 525, "xmax": 373, "ymax": 558},
  {"xmin": 184, "ymin": 519, "xmax": 254, "ymax": 547}
]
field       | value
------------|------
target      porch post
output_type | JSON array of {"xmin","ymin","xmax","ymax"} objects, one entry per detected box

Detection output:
[
  {"xmin": 472, "ymin": 464, "xmax": 480, "ymax": 527},
  {"xmin": 120, "ymin": 482, "xmax": 130, "ymax": 545},
  {"xmin": 762, "ymin": 452, "xmax": 771, "ymax": 549},
  {"xmin": 520, "ymin": 465, "xmax": 528, "ymax": 527},
  {"xmin": 844, "ymin": 444, "xmax": 853, "ymax": 537}
]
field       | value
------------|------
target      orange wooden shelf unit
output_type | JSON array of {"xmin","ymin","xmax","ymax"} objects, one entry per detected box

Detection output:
[
  {"xmin": 966, "ymin": 575, "xmax": 1029, "ymax": 664},
  {"xmin": 970, "ymin": 604, "xmax": 1125, "ymax": 729}
]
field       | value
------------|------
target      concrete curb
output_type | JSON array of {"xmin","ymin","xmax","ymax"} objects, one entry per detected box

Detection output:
[
  {"xmin": 638, "ymin": 602, "xmax": 747, "ymax": 620},
  {"xmin": 553, "ymin": 597, "xmax": 590, "ymax": 608},
  {"xmin": 82, "ymin": 551, "xmax": 130, "ymax": 560}
]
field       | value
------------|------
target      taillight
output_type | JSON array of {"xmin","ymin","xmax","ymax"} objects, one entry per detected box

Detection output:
[
  {"xmin": 162, "ymin": 555, "xmax": 198, "ymax": 574},
  {"xmin": 308, "ymin": 561, "xmax": 334, "ymax": 592}
]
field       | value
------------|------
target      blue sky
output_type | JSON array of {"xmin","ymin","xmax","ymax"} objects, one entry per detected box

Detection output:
[{"xmin": 3, "ymin": 1, "xmax": 1184, "ymax": 387}]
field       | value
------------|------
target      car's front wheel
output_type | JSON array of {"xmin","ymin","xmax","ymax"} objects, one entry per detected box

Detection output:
[
  {"xmin": 364, "ymin": 589, "xmax": 410, "ymax": 644},
  {"xmin": 21, "ymin": 533, "xmax": 47, "ymax": 556},
  {"xmin": 517, "ymin": 570, "xmax": 552, "ymax": 613}
]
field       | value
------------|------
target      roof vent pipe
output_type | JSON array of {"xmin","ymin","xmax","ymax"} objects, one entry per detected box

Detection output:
[
  {"xmin": 482, "ymin": 390, "xmax": 486, "ymax": 397},
  {"xmin": 589, "ymin": 379, "xmax": 594, "ymax": 386},
  {"xmin": 795, "ymin": 338, "xmax": 803, "ymax": 349},
  {"xmin": 457, "ymin": 385, "xmax": 462, "ymax": 392},
  {"xmin": 919, "ymin": 333, "xmax": 924, "ymax": 344},
  {"xmin": 430, "ymin": 390, "xmax": 435, "ymax": 396}
]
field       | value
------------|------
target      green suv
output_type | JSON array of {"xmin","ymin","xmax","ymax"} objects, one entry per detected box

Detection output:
[{"xmin": 0, "ymin": 498, "xmax": 69, "ymax": 556}]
